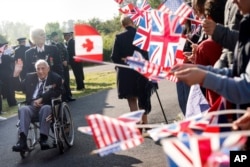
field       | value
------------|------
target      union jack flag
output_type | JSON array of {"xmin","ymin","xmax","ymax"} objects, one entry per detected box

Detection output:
[
  {"xmin": 161, "ymin": 133, "xmax": 247, "ymax": 167},
  {"xmin": 128, "ymin": 0, "xmax": 151, "ymax": 26},
  {"xmin": 158, "ymin": 0, "xmax": 192, "ymax": 24},
  {"xmin": 147, "ymin": 113, "xmax": 210, "ymax": 142},
  {"xmin": 133, "ymin": 11, "xmax": 152, "ymax": 51},
  {"xmin": 117, "ymin": 110, "xmax": 145, "ymax": 124},
  {"xmin": 208, "ymin": 96, "xmax": 229, "ymax": 125},
  {"xmin": 86, "ymin": 113, "xmax": 144, "ymax": 156},
  {"xmin": 126, "ymin": 51, "xmax": 177, "ymax": 82},
  {"xmin": 148, "ymin": 10, "xmax": 182, "ymax": 68}
]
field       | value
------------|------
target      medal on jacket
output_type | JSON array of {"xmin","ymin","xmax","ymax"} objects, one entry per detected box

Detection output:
[
  {"xmin": 45, "ymin": 55, "xmax": 49, "ymax": 61},
  {"xmin": 50, "ymin": 57, "xmax": 54, "ymax": 66}
]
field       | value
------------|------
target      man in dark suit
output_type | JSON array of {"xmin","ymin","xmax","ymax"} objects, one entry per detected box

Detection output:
[
  {"xmin": 50, "ymin": 32, "xmax": 75, "ymax": 102},
  {"xmin": 111, "ymin": 15, "xmax": 152, "ymax": 126},
  {"xmin": 23, "ymin": 28, "xmax": 63, "ymax": 79},
  {"xmin": 0, "ymin": 42, "xmax": 17, "ymax": 107},
  {"xmin": 12, "ymin": 59, "xmax": 63, "ymax": 151},
  {"xmin": 63, "ymin": 32, "xmax": 85, "ymax": 90},
  {"xmin": 14, "ymin": 37, "xmax": 30, "ymax": 81}
]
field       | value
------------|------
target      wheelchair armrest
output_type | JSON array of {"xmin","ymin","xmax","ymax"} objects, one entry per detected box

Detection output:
[{"xmin": 51, "ymin": 96, "xmax": 62, "ymax": 106}]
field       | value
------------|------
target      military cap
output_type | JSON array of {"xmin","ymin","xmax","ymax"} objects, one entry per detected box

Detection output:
[
  {"xmin": 63, "ymin": 32, "xmax": 71, "ymax": 35},
  {"xmin": 17, "ymin": 37, "xmax": 26, "ymax": 42}
]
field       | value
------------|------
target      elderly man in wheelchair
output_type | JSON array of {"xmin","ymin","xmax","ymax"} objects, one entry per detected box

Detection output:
[{"xmin": 12, "ymin": 59, "xmax": 67, "ymax": 153}]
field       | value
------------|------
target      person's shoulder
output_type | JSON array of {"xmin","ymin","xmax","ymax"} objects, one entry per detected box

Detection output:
[
  {"xmin": 49, "ymin": 71, "xmax": 61, "ymax": 79},
  {"xmin": 25, "ymin": 47, "xmax": 35, "ymax": 54}
]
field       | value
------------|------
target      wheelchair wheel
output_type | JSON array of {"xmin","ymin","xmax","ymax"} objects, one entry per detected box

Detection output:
[{"xmin": 59, "ymin": 102, "xmax": 74, "ymax": 147}]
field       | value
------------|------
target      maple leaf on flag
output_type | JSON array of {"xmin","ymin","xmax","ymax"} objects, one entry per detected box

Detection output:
[
  {"xmin": 82, "ymin": 38, "xmax": 94, "ymax": 52},
  {"xmin": 161, "ymin": 133, "xmax": 247, "ymax": 167},
  {"xmin": 148, "ymin": 10, "xmax": 182, "ymax": 68},
  {"xmin": 128, "ymin": 0, "xmax": 151, "ymax": 26},
  {"xmin": 119, "ymin": 3, "xmax": 135, "ymax": 14},
  {"xmin": 74, "ymin": 24, "xmax": 103, "ymax": 61},
  {"xmin": 158, "ymin": 0, "xmax": 192, "ymax": 25},
  {"xmin": 114, "ymin": 0, "xmax": 123, "ymax": 4},
  {"xmin": 86, "ymin": 113, "xmax": 144, "ymax": 156}
]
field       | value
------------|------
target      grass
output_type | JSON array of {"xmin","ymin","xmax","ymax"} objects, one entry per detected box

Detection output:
[{"xmin": 1, "ymin": 71, "xmax": 116, "ymax": 118}]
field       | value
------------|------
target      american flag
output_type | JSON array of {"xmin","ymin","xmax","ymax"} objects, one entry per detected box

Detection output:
[
  {"xmin": 158, "ymin": 0, "xmax": 192, "ymax": 24},
  {"xmin": 133, "ymin": 10, "xmax": 152, "ymax": 51},
  {"xmin": 86, "ymin": 113, "xmax": 144, "ymax": 156},
  {"xmin": 128, "ymin": 0, "xmax": 151, "ymax": 26},
  {"xmin": 161, "ymin": 133, "xmax": 247, "ymax": 167},
  {"xmin": 148, "ymin": 10, "xmax": 182, "ymax": 68}
]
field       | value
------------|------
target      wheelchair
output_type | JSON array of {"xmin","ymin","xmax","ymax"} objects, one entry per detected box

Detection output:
[{"xmin": 14, "ymin": 96, "xmax": 74, "ymax": 159}]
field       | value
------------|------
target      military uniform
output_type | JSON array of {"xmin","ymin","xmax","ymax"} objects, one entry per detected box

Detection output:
[
  {"xmin": 23, "ymin": 45, "xmax": 63, "ymax": 78},
  {"xmin": 14, "ymin": 38, "xmax": 30, "ymax": 80},
  {"xmin": 51, "ymin": 32, "xmax": 74, "ymax": 102}
]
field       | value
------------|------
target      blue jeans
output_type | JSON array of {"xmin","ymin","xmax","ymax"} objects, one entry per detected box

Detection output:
[{"xmin": 176, "ymin": 81, "xmax": 190, "ymax": 116}]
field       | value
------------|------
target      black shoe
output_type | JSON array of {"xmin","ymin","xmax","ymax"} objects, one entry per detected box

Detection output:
[
  {"xmin": 12, "ymin": 133, "xmax": 28, "ymax": 152},
  {"xmin": 67, "ymin": 98, "xmax": 76, "ymax": 102},
  {"xmin": 40, "ymin": 141, "xmax": 51, "ymax": 150},
  {"xmin": 39, "ymin": 134, "xmax": 50, "ymax": 150}
]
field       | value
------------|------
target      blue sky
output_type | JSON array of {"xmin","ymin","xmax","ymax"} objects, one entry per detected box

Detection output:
[{"xmin": 1, "ymin": 0, "xmax": 119, "ymax": 27}]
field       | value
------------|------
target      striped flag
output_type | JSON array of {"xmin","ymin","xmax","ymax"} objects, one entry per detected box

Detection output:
[{"xmin": 86, "ymin": 112, "xmax": 144, "ymax": 156}]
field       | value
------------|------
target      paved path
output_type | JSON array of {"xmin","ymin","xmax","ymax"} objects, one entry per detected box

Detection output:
[{"xmin": 0, "ymin": 64, "xmax": 183, "ymax": 167}]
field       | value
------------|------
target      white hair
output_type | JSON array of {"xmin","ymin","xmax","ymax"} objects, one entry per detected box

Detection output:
[
  {"xmin": 29, "ymin": 27, "xmax": 45, "ymax": 44},
  {"xmin": 35, "ymin": 59, "xmax": 49, "ymax": 69}
]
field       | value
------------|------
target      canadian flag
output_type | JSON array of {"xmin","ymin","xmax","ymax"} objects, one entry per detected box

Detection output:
[
  {"xmin": 74, "ymin": 24, "xmax": 103, "ymax": 61},
  {"xmin": 114, "ymin": 0, "xmax": 123, "ymax": 4}
]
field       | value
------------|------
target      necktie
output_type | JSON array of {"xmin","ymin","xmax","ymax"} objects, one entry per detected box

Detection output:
[{"xmin": 37, "ymin": 80, "xmax": 45, "ymax": 98}]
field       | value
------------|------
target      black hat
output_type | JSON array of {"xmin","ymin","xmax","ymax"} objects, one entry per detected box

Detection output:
[
  {"xmin": 50, "ymin": 32, "xmax": 58, "ymax": 38},
  {"xmin": 63, "ymin": 32, "xmax": 71, "ymax": 35},
  {"xmin": 17, "ymin": 37, "xmax": 26, "ymax": 42}
]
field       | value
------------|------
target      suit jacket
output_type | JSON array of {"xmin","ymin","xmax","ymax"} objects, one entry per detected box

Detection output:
[
  {"xmin": 21, "ymin": 71, "xmax": 63, "ymax": 105},
  {"xmin": 51, "ymin": 42, "xmax": 69, "ymax": 62},
  {"xmin": 23, "ymin": 45, "xmax": 63, "ymax": 78},
  {"xmin": 0, "ymin": 54, "xmax": 14, "ymax": 80}
]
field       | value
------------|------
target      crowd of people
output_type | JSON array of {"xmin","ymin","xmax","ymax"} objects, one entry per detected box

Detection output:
[
  {"xmin": 0, "ymin": 28, "xmax": 85, "ymax": 115},
  {"xmin": 172, "ymin": 0, "xmax": 250, "ymax": 132}
]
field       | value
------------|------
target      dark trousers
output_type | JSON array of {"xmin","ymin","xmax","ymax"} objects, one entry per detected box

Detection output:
[
  {"xmin": 69, "ymin": 61, "xmax": 84, "ymax": 90},
  {"xmin": 2, "ymin": 77, "xmax": 17, "ymax": 106},
  {"xmin": 62, "ymin": 66, "xmax": 72, "ymax": 100}
]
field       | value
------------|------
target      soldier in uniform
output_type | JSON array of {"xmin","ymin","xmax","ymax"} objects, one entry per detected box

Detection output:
[
  {"xmin": 23, "ymin": 28, "xmax": 63, "ymax": 79},
  {"xmin": 14, "ymin": 37, "xmax": 30, "ymax": 80},
  {"xmin": 63, "ymin": 32, "xmax": 85, "ymax": 90},
  {"xmin": 50, "ymin": 32, "xmax": 75, "ymax": 102}
]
